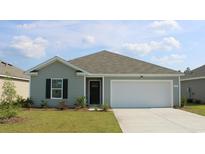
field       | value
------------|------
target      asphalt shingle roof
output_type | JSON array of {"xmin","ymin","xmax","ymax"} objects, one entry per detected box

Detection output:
[
  {"xmin": 69, "ymin": 50, "xmax": 181, "ymax": 74},
  {"xmin": 0, "ymin": 60, "xmax": 29, "ymax": 80},
  {"xmin": 182, "ymin": 65, "xmax": 205, "ymax": 79}
]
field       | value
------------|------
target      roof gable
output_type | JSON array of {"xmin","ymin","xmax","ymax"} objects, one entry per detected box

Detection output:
[
  {"xmin": 182, "ymin": 64, "xmax": 205, "ymax": 80},
  {"xmin": 69, "ymin": 50, "xmax": 182, "ymax": 75},
  {"xmin": 0, "ymin": 60, "xmax": 29, "ymax": 80},
  {"xmin": 26, "ymin": 56, "xmax": 89, "ymax": 74}
]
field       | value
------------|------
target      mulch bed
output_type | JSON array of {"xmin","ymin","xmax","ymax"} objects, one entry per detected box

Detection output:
[{"xmin": 0, "ymin": 116, "xmax": 25, "ymax": 124}]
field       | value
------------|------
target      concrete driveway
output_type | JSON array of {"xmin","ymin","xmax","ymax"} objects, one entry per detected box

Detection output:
[{"xmin": 113, "ymin": 108, "xmax": 205, "ymax": 133}]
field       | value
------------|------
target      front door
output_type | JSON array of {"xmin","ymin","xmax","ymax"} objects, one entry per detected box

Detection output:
[{"xmin": 89, "ymin": 80, "xmax": 101, "ymax": 104}]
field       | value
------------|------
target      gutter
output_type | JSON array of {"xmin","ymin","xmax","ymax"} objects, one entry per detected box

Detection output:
[
  {"xmin": 181, "ymin": 76, "xmax": 205, "ymax": 81},
  {"xmin": 0, "ymin": 74, "xmax": 30, "ymax": 81},
  {"xmin": 76, "ymin": 72, "xmax": 184, "ymax": 77}
]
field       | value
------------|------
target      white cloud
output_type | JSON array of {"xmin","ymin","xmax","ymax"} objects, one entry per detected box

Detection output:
[
  {"xmin": 152, "ymin": 54, "xmax": 186, "ymax": 65},
  {"xmin": 122, "ymin": 37, "xmax": 180, "ymax": 55},
  {"xmin": 149, "ymin": 20, "xmax": 181, "ymax": 34},
  {"xmin": 16, "ymin": 21, "xmax": 79, "ymax": 30},
  {"xmin": 11, "ymin": 35, "xmax": 48, "ymax": 58},
  {"xmin": 16, "ymin": 23, "xmax": 37, "ymax": 29},
  {"xmin": 82, "ymin": 35, "xmax": 95, "ymax": 44},
  {"xmin": 15, "ymin": 21, "xmax": 144, "ymax": 51},
  {"xmin": 15, "ymin": 21, "xmax": 181, "ymax": 55}
]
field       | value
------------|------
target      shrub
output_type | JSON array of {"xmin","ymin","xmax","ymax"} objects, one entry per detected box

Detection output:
[
  {"xmin": 187, "ymin": 98, "xmax": 193, "ymax": 103},
  {"xmin": 13, "ymin": 96, "xmax": 25, "ymax": 107},
  {"xmin": 173, "ymin": 105, "xmax": 179, "ymax": 109},
  {"xmin": 58, "ymin": 100, "xmax": 67, "ymax": 110},
  {"xmin": 94, "ymin": 106, "xmax": 98, "ymax": 111},
  {"xmin": 24, "ymin": 98, "xmax": 33, "ymax": 108},
  {"xmin": 0, "ymin": 103, "xmax": 19, "ymax": 120},
  {"xmin": 75, "ymin": 96, "xmax": 87, "ymax": 108},
  {"xmin": 15, "ymin": 96, "xmax": 33, "ymax": 108},
  {"xmin": 181, "ymin": 97, "xmax": 187, "ymax": 107},
  {"xmin": 41, "ymin": 100, "xmax": 48, "ymax": 108},
  {"xmin": 101, "ymin": 103, "xmax": 110, "ymax": 112},
  {"xmin": 0, "ymin": 78, "xmax": 19, "ymax": 120},
  {"xmin": 0, "ymin": 78, "xmax": 17, "ymax": 103},
  {"xmin": 194, "ymin": 99, "xmax": 201, "ymax": 104}
]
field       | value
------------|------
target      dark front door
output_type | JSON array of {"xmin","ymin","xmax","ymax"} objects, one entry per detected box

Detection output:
[{"xmin": 89, "ymin": 80, "xmax": 101, "ymax": 104}]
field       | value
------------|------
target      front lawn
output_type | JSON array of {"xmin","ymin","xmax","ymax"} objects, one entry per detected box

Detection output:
[
  {"xmin": 181, "ymin": 103, "xmax": 205, "ymax": 116},
  {"xmin": 0, "ymin": 109, "xmax": 122, "ymax": 133}
]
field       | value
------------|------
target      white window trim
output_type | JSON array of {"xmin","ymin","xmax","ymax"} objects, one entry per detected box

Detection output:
[{"xmin": 51, "ymin": 78, "xmax": 63, "ymax": 99}]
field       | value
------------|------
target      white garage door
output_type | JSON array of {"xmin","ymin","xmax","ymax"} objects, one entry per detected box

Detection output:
[{"xmin": 111, "ymin": 80, "xmax": 173, "ymax": 108}]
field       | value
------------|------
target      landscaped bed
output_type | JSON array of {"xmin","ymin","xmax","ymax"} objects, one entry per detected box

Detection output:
[
  {"xmin": 0, "ymin": 108, "xmax": 122, "ymax": 133},
  {"xmin": 181, "ymin": 103, "xmax": 205, "ymax": 116}
]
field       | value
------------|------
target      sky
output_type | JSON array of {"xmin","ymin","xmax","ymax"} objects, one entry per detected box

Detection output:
[{"xmin": 0, "ymin": 20, "xmax": 204, "ymax": 71}]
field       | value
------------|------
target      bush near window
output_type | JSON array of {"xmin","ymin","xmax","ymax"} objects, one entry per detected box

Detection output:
[
  {"xmin": 41, "ymin": 100, "xmax": 48, "ymax": 108},
  {"xmin": 75, "ymin": 96, "xmax": 87, "ymax": 108},
  {"xmin": 58, "ymin": 100, "xmax": 67, "ymax": 110},
  {"xmin": 25, "ymin": 98, "xmax": 33, "ymax": 108},
  {"xmin": 15, "ymin": 96, "xmax": 33, "ymax": 108},
  {"xmin": 193, "ymin": 99, "xmax": 202, "ymax": 104},
  {"xmin": 0, "ymin": 78, "xmax": 19, "ymax": 120},
  {"xmin": 181, "ymin": 98, "xmax": 204, "ymax": 106},
  {"xmin": 186, "ymin": 98, "xmax": 203, "ymax": 105}
]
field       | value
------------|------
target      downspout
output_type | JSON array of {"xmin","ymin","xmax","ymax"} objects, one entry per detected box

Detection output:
[{"xmin": 179, "ymin": 76, "xmax": 181, "ymax": 107}]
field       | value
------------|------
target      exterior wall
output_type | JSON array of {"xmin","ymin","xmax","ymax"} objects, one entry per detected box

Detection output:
[
  {"xmin": 181, "ymin": 79, "xmax": 205, "ymax": 102},
  {"xmin": 0, "ymin": 77, "xmax": 29, "ymax": 99},
  {"xmin": 30, "ymin": 61, "xmax": 84, "ymax": 107},
  {"xmin": 104, "ymin": 76, "xmax": 180, "ymax": 107}
]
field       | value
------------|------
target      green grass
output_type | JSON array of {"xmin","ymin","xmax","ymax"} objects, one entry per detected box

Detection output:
[
  {"xmin": 181, "ymin": 103, "xmax": 205, "ymax": 116},
  {"xmin": 0, "ymin": 109, "xmax": 122, "ymax": 133}
]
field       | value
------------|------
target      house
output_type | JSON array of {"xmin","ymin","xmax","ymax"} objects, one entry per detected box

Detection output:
[
  {"xmin": 0, "ymin": 60, "xmax": 29, "ymax": 99},
  {"xmin": 26, "ymin": 50, "xmax": 183, "ymax": 108},
  {"xmin": 181, "ymin": 65, "xmax": 205, "ymax": 103}
]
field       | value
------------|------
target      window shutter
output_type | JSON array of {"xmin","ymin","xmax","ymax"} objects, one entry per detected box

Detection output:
[
  {"xmin": 63, "ymin": 79, "xmax": 68, "ymax": 99},
  {"xmin": 46, "ymin": 79, "xmax": 51, "ymax": 99}
]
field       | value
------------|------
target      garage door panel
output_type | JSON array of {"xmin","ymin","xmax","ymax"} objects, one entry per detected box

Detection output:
[{"xmin": 111, "ymin": 80, "xmax": 172, "ymax": 108}]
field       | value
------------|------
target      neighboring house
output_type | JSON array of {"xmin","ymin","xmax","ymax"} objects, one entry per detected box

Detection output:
[
  {"xmin": 26, "ymin": 50, "xmax": 183, "ymax": 108},
  {"xmin": 181, "ymin": 65, "xmax": 205, "ymax": 103},
  {"xmin": 0, "ymin": 60, "xmax": 29, "ymax": 99}
]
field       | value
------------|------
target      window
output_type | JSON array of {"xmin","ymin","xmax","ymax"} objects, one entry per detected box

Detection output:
[{"xmin": 51, "ymin": 79, "xmax": 63, "ymax": 99}]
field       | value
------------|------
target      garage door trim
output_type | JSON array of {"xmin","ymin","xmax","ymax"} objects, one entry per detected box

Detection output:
[{"xmin": 110, "ymin": 80, "xmax": 173, "ymax": 108}]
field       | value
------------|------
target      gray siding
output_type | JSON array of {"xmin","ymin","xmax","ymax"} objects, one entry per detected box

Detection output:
[
  {"xmin": 181, "ymin": 79, "xmax": 205, "ymax": 102},
  {"xmin": 104, "ymin": 76, "xmax": 180, "ymax": 107},
  {"xmin": 30, "ymin": 61, "xmax": 84, "ymax": 107}
]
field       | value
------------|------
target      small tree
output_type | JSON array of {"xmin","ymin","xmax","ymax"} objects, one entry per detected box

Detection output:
[
  {"xmin": 0, "ymin": 78, "xmax": 19, "ymax": 120},
  {"xmin": 1, "ymin": 78, "xmax": 17, "ymax": 104},
  {"xmin": 184, "ymin": 67, "xmax": 191, "ymax": 74},
  {"xmin": 181, "ymin": 97, "xmax": 187, "ymax": 107}
]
